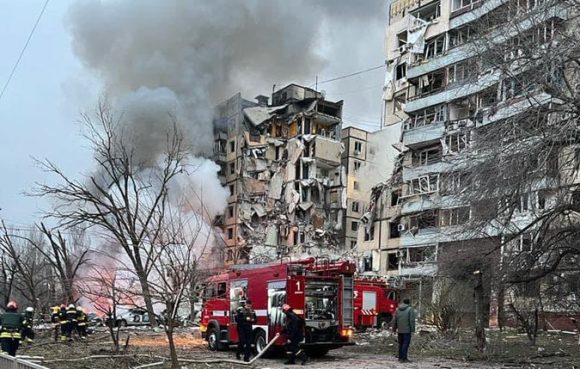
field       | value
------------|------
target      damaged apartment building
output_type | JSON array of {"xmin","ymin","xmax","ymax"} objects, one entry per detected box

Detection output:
[
  {"xmin": 213, "ymin": 84, "xmax": 348, "ymax": 264},
  {"xmin": 362, "ymin": 0, "xmax": 577, "ymax": 322}
]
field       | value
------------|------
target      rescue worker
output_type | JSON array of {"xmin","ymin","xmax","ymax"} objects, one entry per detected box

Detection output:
[
  {"xmin": 0, "ymin": 301, "xmax": 25, "ymax": 356},
  {"xmin": 76, "ymin": 306, "xmax": 88, "ymax": 339},
  {"xmin": 21, "ymin": 306, "xmax": 35, "ymax": 343},
  {"xmin": 235, "ymin": 299, "xmax": 257, "ymax": 362},
  {"xmin": 59, "ymin": 304, "xmax": 68, "ymax": 342},
  {"xmin": 282, "ymin": 304, "xmax": 308, "ymax": 365},
  {"xmin": 65, "ymin": 304, "xmax": 78, "ymax": 342},
  {"xmin": 50, "ymin": 305, "xmax": 61, "ymax": 342},
  {"xmin": 393, "ymin": 298, "xmax": 416, "ymax": 363}
]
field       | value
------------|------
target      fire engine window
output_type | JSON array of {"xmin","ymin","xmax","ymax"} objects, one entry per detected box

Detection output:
[
  {"xmin": 217, "ymin": 282, "xmax": 227, "ymax": 298},
  {"xmin": 230, "ymin": 279, "xmax": 249, "ymax": 321},
  {"xmin": 203, "ymin": 284, "xmax": 216, "ymax": 298}
]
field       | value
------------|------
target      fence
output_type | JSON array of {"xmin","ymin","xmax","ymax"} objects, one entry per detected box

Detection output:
[{"xmin": 0, "ymin": 353, "xmax": 49, "ymax": 369}]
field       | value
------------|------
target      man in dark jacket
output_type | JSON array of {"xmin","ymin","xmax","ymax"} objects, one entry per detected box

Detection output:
[
  {"xmin": 282, "ymin": 304, "xmax": 308, "ymax": 365},
  {"xmin": 21, "ymin": 307, "xmax": 35, "ymax": 343},
  {"xmin": 0, "ymin": 301, "xmax": 25, "ymax": 356},
  {"xmin": 393, "ymin": 298, "xmax": 416, "ymax": 363},
  {"xmin": 65, "ymin": 304, "xmax": 78, "ymax": 342},
  {"xmin": 235, "ymin": 300, "xmax": 256, "ymax": 362}
]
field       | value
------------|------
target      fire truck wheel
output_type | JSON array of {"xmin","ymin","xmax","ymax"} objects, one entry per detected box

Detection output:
[
  {"xmin": 207, "ymin": 327, "xmax": 222, "ymax": 351},
  {"xmin": 253, "ymin": 330, "xmax": 267, "ymax": 355},
  {"xmin": 376, "ymin": 314, "xmax": 393, "ymax": 329}
]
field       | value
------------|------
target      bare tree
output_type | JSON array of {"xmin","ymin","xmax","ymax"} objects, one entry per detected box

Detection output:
[
  {"xmin": 32, "ymin": 100, "xmax": 191, "ymax": 326},
  {"xmin": 144, "ymin": 195, "xmax": 215, "ymax": 369},
  {"xmin": 0, "ymin": 222, "xmax": 52, "ymax": 311}
]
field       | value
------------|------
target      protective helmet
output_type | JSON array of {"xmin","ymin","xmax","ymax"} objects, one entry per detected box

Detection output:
[
  {"xmin": 25, "ymin": 307, "xmax": 34, "ymax": 313},
  {"xmin": 68, "ymin": 304, "xmax": 75, "ymax": 309},
  {"xmin": 76, "ymin": 306, "xmax": 83, "ymax": 312},
  {"xmin": 6, "ymin": 301, "xmax": 18, "ymax": 310},
  {"xmin": 282, "ymin": 304, "xmax": 291, "ymax": 312}
]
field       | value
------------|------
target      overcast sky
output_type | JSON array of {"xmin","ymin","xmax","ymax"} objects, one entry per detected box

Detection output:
[{"xmin": 0, "ymin": 0, "xmax": 390, "ymax": 225}]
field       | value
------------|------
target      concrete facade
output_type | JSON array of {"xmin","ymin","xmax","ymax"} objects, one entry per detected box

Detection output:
[{"xmin": 213, "ymin": 85, "xmax": 347, "ymax": 264}]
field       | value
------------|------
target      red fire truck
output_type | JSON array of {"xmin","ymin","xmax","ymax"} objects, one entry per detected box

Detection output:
[
  {"xmin": 353, "ymin": 277, "xmax": 398, "ymax": 330},
  {"xmin": 200, "ymin": 258, "xmax": 356, "ymax": 357}
]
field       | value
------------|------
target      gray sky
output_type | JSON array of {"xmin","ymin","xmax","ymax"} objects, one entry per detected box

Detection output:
[{"xmin": 0, "ymin": 0, "xmax": 390, "ymax": 225}]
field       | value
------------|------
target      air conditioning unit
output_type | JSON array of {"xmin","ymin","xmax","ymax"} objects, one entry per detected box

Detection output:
[
  {"xmin": 397, "ymin": 223, "xmax": 407, "ymax": 232},
  {"xmin": 396, "ymin": 250, "xmax": 406, "ymax": 258}
]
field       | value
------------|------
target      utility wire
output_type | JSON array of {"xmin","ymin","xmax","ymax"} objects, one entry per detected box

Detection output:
[
  {"xmin": 0, "ymin": 0, "xmax": 50, "ymax": 103},
  {"xmin": 310, "ymin": 63, "xmax": 386, "ymax": 87}
]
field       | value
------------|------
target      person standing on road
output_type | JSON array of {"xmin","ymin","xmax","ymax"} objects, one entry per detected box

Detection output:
[
  {"xmin": 282, "ymin": 304, "xmax": 308, "ymax": 365},
  {"xmin": 235, "ymin": 299, "xmax": 257, "ymax": 362},
  {"xmin": 0, "ymin": 301, "xmax": 25, "ymax": 356},
  {"xmin": 59, "ymin": 304, "xmax": 68, "ymax": 342},
  {"xmin": 393, "ymin": 298, "xmax": 416, "ymax": 363}
]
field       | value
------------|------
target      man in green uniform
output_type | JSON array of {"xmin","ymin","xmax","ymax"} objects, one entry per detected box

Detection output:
[
  {"xmin": 0, "ymin": 301, "xmax": 25, "ymax": 356},
  {"xmin": 393, "ymin": 298, "xmax": 416, "ymax": 363}
]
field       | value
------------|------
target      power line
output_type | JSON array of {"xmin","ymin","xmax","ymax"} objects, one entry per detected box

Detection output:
[
  {"xmin": 0, "ymin": 0, "xmax": 50, "ymax": 103},
  {"xmin": 310, "ymin": 63, "xmax": 386, "ymax": 88}
]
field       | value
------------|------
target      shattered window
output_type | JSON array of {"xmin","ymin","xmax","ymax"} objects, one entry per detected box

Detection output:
[
  {"xmin": 350, "ymin": 241, "xmax": 357, "ymax": 249},
  {"xmin": 415, "ymin": 146, "xmax": 442, "ymax": 166},
  {"xmin": 397, "ymin": 31, "xmax": 408, "ymax": 48},
  {"xmin": 229, "ymin": 141, "xmax": 235, "ymax": 153},
  {"xmin": 408, "ymin": 246, "xmax": 437, "ymax": 263},
  {"xmin": 354, "ymin": 181, "xmax": 360, "ymax": 190},
  {"xmin": 351, "ymin": 201, "xmax": 360, "ymax": 213},
  {"xmin": 354, "ymin": 141, "xmax": 363, "ymax": 153},
  {"xmin": 354, "ymin": 160, "xmax": 362, "ymax": 172},
  {"xmin": 424, "ymin": 35, "xmax": 445, "ymax": 60},
  {"xmin": 387, "ymin": 253, "xmax": 398, "ymax": 270},
  {"xmin": 351, "ymin": 221, "xmax": 359, "ymax": 232},
  {"xmin": 444, "ymin": 131, "xmax": 470, "ymax": 154},
  {"xmin": 409, "ymin": 210, "xmax": 439, "ymax": 229},
  {"xmin": 396, "ymin": 63, "xmax": 407, "ymax": 80},
  {"xmin": 229, "ymin": 162, "xmax": 235, "ymax": 174},
  {"xmin": 227, "ymin": 227, "xmax": 234, "ymax": 240},
  {"xmin": 439, "ymin": 207, "xmax": 470, "ymax": 227},
  {"xmin": 409, "ymin": 174, "xmax": 439, "ymax": 195}
]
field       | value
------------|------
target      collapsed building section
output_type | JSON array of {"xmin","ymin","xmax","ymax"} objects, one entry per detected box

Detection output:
[{"xmin": 213, "ymin": 84, "xmax": 346, "ymax": 264}]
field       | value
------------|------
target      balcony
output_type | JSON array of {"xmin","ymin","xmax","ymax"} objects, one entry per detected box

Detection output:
[
  {"xmin": 402, "ymin": 120, "xmax": 445, "ymax": 148},
  {"xmin": 314, "ymin": 136, "xmax": 342, "ymax": 168}
]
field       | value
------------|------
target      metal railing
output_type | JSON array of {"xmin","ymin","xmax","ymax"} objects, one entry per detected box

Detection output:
[{"xmin": 0, "ymin": 353, "xmax": 49, "ymax": 369}]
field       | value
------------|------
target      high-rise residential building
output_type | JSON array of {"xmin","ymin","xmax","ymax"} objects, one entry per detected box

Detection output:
[
  {"xmin": 213, "ymin": 84, "xmax": 347, "ymax": 264},
  {"xmin": 375, "ymin": 0, "xmax": 576, "ymax": 321}
]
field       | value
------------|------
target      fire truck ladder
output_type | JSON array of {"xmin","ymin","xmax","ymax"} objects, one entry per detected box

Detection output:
[{"xmin": 342, "ymin": 275, "xmax": 354, "ymax": 327}]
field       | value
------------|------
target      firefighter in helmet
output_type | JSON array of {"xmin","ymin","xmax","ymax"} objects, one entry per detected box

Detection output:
[
  {"xmin": 76, "ymin": 306, "xmax": 88, "ymax": 339},
  {"xmin": 235, "ymin": 299, "xmax": 256, "ymax": 362},
  {"xmin": 282, "ymin": 303, "xmax": 308, "ymax": 365},
  {"xmin": 21, "ymin": 306, "xmax": 35, "ymax": 343},
  {"xmin": 59, "ymin": 304, "xmax": 68, "ymax": 341},
  {"xmin": 50, "ymin": 305, "xmax": 61, "ymax": 342},
  {"xmin": 65, "ymin": 304, "xmax": 78, "ymax": 342},
  {"xmin": 0, "ymin": 301, "xmax": 25, "ymax": 356}
]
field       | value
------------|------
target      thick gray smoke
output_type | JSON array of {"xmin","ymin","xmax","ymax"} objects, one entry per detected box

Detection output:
[{"xmin": 67, "ymin": 0, "xmax": 384, "ymax": 251}]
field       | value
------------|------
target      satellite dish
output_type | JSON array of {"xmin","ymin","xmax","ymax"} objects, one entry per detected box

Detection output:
[{"xmin": 320, "ymin": 90, "xmax": 326, "ymax": 99}]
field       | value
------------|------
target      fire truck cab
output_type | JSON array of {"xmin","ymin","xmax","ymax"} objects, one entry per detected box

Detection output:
[
  {"xmin": 200, "ymin": 258, "xmax": 356, "ymax": 357},
  {"xmin": 353, "ymin": 277, "xmax": 398, "ymax": 330}
]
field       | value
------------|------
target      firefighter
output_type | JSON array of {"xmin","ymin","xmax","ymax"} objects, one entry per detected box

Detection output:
[
  {"xmin": 282, "ymin": 304, "xmax": 308, "ymax": 365},
  {"xmin": 0, "ymin": 301, "xmax": 25, "ymax": 356},
  {"xmin": 76, "ymin": 306, "xmax": 88, "ymax": 339},
  {"xmin": 21, "ymin": 307, "xmax": 35, "ymax": 343},
  {"xmin": 235, "ymin": 299, "xmax": 256, "ymax": 362},
  {"xmin": 59, "ymin": 304, "xmax": 68, "ymax": 341},
  {"xmin": 50, "ymin": 305, "xmax": 61, "ymax": 342},
  {"xmin": 65, "ymin": 304, "xmax": 78, "ymax": 342}
]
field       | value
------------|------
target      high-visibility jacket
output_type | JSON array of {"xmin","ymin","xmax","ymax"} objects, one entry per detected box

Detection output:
[
  {"xmin": 22, "ymin": 312, "xmax": 33, "ymax": 329},
  {"xmin": 77, "ymin": 312, "xmax": 87, "ymax": 326},
  {"xmin": 50, "ymin": 306, "xmax": 61, "ymax": 324},
  {"xmin": 66, "ymin": 308, "xmax": 78, "ymax": 322},
  {"xmin": 0, "ymin": 312, "xmax": 24, "ymax": 339}
]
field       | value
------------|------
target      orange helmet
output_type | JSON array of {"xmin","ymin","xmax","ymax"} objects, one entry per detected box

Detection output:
[
  {"xmin": 6, "ymin": 301, "xmax": 17, "ymax": 310},
  {"xmin": 282, "ymin": 304, "xmax": 291, "ymax": 312}
]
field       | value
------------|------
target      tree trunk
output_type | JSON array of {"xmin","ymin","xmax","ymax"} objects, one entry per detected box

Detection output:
[
  {"xmin": 166, "ymin": 325, "xmax": 179, "ymax": 369},
  {"xmin": 474, "ymin": 272, "xmax": 486, "ymax": 352},
  {"xmin": 137, "ymin": 273, "xmax": 157, "ymax": 327}
]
